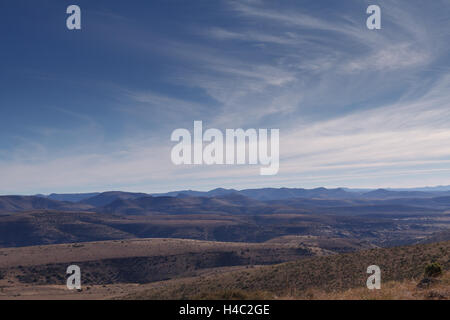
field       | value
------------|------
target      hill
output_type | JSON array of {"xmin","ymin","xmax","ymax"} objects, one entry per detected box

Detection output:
[
  {"xmin": 0, "ymin": 204, "xmax": 448, "ymax": 248},
  {"xmin": 80, "ymin": 191, "xmax": 149, "ymax": 207},
  {"xmin": 361, "ymin": 189, "xmax": 437, "ymax": 199},
  {"xmin": 418, "ymin": 229, "xmax": 450, "ymax": 244},
  {"xmin": 302, "ymin": 271, "xmax": 450, "ymax": 300},
  {"xmin": 20, "ymin": 187, "xmax": 450, "ymax": 211},
  {"xmin": 45, "ymin": 193, "xmax": 100, "ymax": 203},
  {"xmin": 0, "ymin": 211, "xmax": 135, "ymax": 247},
  {"xmin": 0, "ymin": 196, "xmax": 92, "ymax": 215},
  {"xmin": 0, "ymin": 237, "xmax": 372, "ymax": 299},
  {"xmin": 0, "ymin": 238, "xmax": 447, "ymax": 300},
  {"xmin": 153, "ymin": 187, "xmax": 359, "ymax": 201},
  {"xmin": 120, "ymin": 240, "xmax": 450, "ymax": 300},
  {"xmin": 99, "ymin": 194, "xmax": 270, "ymax": 216}
]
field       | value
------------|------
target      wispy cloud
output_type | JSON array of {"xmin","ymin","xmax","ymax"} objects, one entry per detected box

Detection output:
[{"xmin": 1, "ymin": 0, "xmax": 449, "ymax": 193}]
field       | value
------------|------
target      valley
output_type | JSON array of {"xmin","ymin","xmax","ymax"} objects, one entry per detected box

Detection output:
[{"xmin": 0, "ymin": 187, "xmax": 449, "ymax": 300}]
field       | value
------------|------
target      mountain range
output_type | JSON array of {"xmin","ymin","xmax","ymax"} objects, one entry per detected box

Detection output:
[
  {"xmin": 2, "ymin": 187, "xmax": 450, "ymax": 216},
  {"xmin": 0, "ymin": 187, "xmax": 449, "ymax": 301},
  {"xmin": 0, "ymin": 187, "xmax": 449, "ymax": 248},
  {"xmin": 30, "ymin": 186, "xmax": 450, "ymax": 204},
  {"xmin": 1, "ymin": 188, "xmax": 450, "ymax": 218}
]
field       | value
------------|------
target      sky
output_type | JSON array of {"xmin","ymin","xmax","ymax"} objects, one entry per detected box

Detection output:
[{"xmin": 1, "ymin": 0, "xmax": 450, "ymax": 195}]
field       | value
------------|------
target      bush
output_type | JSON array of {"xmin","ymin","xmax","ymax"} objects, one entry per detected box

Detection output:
[{"xmin": 424, "ymin": 263, "xmax": 442, "ymax": 278}]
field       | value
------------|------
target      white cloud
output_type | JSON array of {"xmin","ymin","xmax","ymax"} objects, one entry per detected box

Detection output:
[
  {"xmin": 2, "ymin": 0, "xmax": 450, "ymax": 193},
  {"xmin": 345, "ymin": 43, "xmax": 430, "ymax": 72}
]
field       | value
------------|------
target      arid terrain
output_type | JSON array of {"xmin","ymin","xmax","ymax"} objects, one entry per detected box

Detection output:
[
  {"xmin": 0, "ymin": 236, "xmax": 372, "ymax": 299},
  {"xmin": 0, "ymin": 238, "xmax": 448, "ymax": 300},
  {"xmin": 0, "ymin": 188, "xmax": 449, "ymax": 300}
]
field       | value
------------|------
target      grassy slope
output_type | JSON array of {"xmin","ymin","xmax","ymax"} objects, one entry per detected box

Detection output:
[
  {"xmin": 301, "ymin": 271, "xmax": 450, "ymax": 300},
  {"xmin": 1, "ymin": 237, "xmax": 367, "ymax": 268},
  {"xmin": 3, "ymin": 237, "xmax": 367, "ymax": 287},
  {"xmin": 121, "ymin": 240, "xmax": 450, "ymax": 300}
]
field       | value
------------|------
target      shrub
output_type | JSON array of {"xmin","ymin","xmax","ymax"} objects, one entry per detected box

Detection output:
[{"xmin": 424, "ymin": 263, "xmax": 442, "ymax": 278}]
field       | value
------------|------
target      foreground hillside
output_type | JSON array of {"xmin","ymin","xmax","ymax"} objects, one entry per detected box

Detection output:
[
  {"xmin": 305, "ymin": 271, "xmax": 450, "ymax": 300},
  {"xmin": 0, "ymin": 238, "xmax": 447, "ymax": 300},
  {"xmin": 120, "ymin": 240, "xmax": 450, "ymax": 300},
  {"xmin": 0, "ymin": 236, "xmax": 373, "ymax": 299}
]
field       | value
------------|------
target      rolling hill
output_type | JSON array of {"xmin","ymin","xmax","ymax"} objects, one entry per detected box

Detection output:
[
  {"xmin": 0, "ymin": 196, "xmax": 92, "ymax": 215},
  {"xmin": 0, "ymin": 188, "xmax": 448, "ymax": 250},
  {"xmin": 45, "ymin": 193, "xmax": 100, "ymax": 202},
  {"xmin": 120, "ymin": 240, "xmax": 450, "ymax": 300},
  {"xmin": 98, "ymin": 194, "xmax": 271, "ymax": 216},
  {"xmin": 80, "ymin": 191, "xmax": 149, "ymax": 207},
  {"xmin": 0, "ymin": 237, "xmax": 374, "ymax": 297}
]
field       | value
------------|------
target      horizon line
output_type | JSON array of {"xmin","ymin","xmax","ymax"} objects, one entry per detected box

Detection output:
[{"xmin": 3, "ymin": 184, "xmax": 450, "ymax": 197}]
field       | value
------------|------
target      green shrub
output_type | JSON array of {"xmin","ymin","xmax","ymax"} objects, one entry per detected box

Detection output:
[{"xmin": 424, "ymin": 263, "xmax": 442, "ymax": 278}]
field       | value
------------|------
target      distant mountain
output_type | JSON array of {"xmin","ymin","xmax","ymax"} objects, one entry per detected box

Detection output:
[
  {"xmin": 207, "ymin": 188, "xmax": 240, "ymax": 196},
  {"xmin": 99, "ymin": 194, "xmax": 268, "ymax": 216},
  {"xmin": 361, "ymin": 189, "xmax": 437, "ymax": 199},
  {"xmin": 0, "ymin": 196, "xmax": 93, "ymax": 215},
  {"xmin": 378, "ymin": 195, "xmax": 450, "ymax": 210},
  {"xmin": 95, "ymin": 192, "xmax": 446, "ymax": 218},
  {"xmin": 80, "ymin": 191, "xmax": 150, "ymax": 207},
  {"xmin": 0, "ymin": 211, "xmax": 135, "ymax": 247},
  {"xmin": 418, "ymin": 229, "xmax": 450, "ymax": 244},
  {"xmin": 152, "ymin": 188, "xmax": 237, "ymax": 198},
  {"xmin": 342, "ymin": 188, "xmax": 373, "ymax": 193},
  {"xmin": 239, "ymin": 187, "xmax": 358, "ymax": 201},
  {"xmin": 391, "ymin": 185, "xmax": 450, "ymax": 192},
  {"xmin": 46, "ymin": 193, "xmax": 100, "ymax": 202},
  {"xmin": 153, "ymin": 187, "xmax": 358, "ymax": 201},
  {"xmin": 0, "ymin": 193, "xmax": 448, "ymax": 248},
  {"xmin": 5, "ymin": 187, "xmax": 450, "ymax": 218},
  {"xmin": 216, "ymin": 193, "xmax": 265, "ymax": 206},
  {"xmin": 29, "ymin": 187, "xmax": 450, "ymax": 205}
]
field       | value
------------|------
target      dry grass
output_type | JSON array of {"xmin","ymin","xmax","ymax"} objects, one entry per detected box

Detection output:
[
  {"xmin": 120, "ymin": 241, "xmax": 450, "ymax": 300},
  {"xmin": 0, "ymin": 238, "xmax": 316, "ymax": 268},
  {"xmin": 290, "ymin": 271, "xmax": 450, "ymax": 300},
  {"xmin": 1, "ymin": 239, "xmax": 448, "ymax": 300}
]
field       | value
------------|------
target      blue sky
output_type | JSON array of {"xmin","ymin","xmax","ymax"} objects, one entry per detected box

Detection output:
[{"xmin": 1, "ymin": 0, "xmax": 450, "ymax": 194}]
